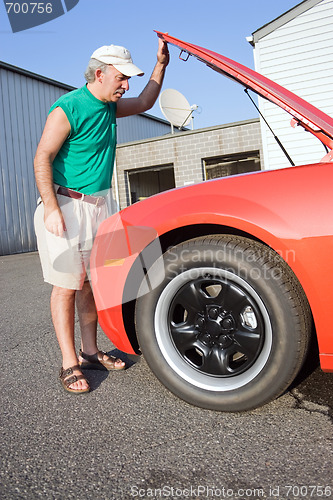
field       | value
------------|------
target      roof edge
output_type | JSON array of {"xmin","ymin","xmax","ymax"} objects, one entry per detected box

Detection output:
[
  {"xmin": 0, "ymin": 60, "xmax": 76, "ymax": 91},
  {"xmin": 251, "ymin": 0, "xmax": 323, "ymax": 43},
  {"xmin": 116, "ymin": 118, "xmax": 260, "ymax": 148}
]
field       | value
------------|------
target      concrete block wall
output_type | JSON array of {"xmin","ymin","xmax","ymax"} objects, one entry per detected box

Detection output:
[{"xmin": 115, "ymin": 118, "xmax": 262, "ymax": 209}]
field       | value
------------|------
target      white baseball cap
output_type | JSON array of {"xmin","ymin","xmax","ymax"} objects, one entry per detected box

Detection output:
[{"xmin": 91, "ymin": 45, "xmax": 144, "ymax": 77}]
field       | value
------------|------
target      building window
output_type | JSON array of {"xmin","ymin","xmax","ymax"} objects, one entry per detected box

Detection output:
[
  {"xmin": 204, "ymin": 151, "xmax": 261, "ymax": 180},
  {"xmin": 127, "ymin": 164, "xmax": 175, "ymax": 204}
]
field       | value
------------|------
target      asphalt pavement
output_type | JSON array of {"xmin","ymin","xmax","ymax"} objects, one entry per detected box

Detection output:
[{"xmin": 1, "ymin": 252, "xmax": 332, "ymax": 500}]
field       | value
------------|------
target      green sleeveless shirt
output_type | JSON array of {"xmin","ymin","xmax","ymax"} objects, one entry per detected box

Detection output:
[{"xmin": 49, "ymin": 85, "xmax": 117, "ymax": 195}]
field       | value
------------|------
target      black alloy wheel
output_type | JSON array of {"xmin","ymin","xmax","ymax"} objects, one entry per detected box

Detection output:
[{"xmin": 168, "ymin": 274, "xmax": 265, "ymax": 378}]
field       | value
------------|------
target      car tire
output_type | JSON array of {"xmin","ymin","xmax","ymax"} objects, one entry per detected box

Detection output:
[{"xmin": 135, "ymin": 235, "xmax": 312, "ymax": 411}]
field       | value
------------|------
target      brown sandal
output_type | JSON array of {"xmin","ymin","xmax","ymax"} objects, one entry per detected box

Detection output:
[
  {"xmin": 79, "ymin": 350, "xmax": 125, "ymax": 371},
  {"xmin": 59, "ymin": 365, "xmax": 90, "ymax": 394}
]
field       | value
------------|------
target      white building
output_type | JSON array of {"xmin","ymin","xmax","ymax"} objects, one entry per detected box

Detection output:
[{"xmin": 249, "ymin": 0, "xmax": 333, "ymax": 170}]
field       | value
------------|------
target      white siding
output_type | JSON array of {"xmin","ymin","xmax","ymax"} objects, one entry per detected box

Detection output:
[{"xmin": 253, "ymin": 0, "xmax": 333, "ymax": 170}]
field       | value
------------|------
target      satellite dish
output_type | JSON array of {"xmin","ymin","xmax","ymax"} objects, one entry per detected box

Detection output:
[{"xmin": 159, "ymin": 89, "xmax": 198, "ymax": 133}]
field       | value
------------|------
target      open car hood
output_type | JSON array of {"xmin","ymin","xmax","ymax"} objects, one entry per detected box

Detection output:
[{"xmin": 156, "ymin": 31, "xmax": 333, "ymax": 151}]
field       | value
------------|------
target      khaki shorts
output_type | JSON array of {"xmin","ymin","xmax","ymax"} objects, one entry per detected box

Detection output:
[{"xmin": 34, "ymin": 187, "xmax": 108, "ymax": 290}]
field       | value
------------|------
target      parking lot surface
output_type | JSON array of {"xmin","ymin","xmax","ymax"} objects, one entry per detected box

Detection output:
[{"xmin": 1, "ymin": 252, "xmax": 332, "ymax": 500}]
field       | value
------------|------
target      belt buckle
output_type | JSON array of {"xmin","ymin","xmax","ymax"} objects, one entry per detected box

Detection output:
[{"xmin": 95, "ymin": 196, "xmax": 102, "ymax": 207}]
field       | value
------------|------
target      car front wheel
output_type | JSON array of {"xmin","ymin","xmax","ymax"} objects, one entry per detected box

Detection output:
[{"xmin": 135, "ymin": 235, "xmax": 311, "ymax": 411}]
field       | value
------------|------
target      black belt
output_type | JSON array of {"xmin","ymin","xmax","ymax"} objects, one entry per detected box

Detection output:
[{"xmin": 57, "ymin": 186, "xmax": 105, "ymax": 207}]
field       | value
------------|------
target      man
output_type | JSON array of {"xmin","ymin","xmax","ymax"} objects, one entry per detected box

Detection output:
[{"xmin": 34, "ymin": 38, "xmax": 169, "ymax": 394}]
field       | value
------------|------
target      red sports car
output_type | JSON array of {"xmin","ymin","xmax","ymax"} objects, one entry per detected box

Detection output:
[{"xmin": 90, "ymin": 33, "xmax": 333, "ymax": 411}]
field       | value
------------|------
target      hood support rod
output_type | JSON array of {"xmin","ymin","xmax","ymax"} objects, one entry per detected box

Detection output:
[{"xmin": 244, "ymin": 89, "xmax": 295, "ymax": 167}]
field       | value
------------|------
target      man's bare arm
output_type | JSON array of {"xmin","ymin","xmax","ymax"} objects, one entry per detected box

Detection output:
[
  {"xmin": 116, "ymin": 39, "xmax": 169, "ymax": 118},
  {"xmin": 34, "ymin": 107, "xmax": 71, "ymax": 236}
]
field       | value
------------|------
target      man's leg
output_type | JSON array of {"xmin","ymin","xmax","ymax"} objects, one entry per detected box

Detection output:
[
  {"xmin": 76, "ymin": 281, "xmax": 98, "ymax": 355},
  {"xmin": 76, "ymin": 281, "xmax": 125, "ymax": 368},
  {"xmin": 51, "ymin": 285, "xmax": 89, "ymax": 391}
]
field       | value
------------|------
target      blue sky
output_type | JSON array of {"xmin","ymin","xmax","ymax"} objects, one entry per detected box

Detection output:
[{"xmin": 0, "ymin": 0, "xmax": 302, "ymax": 128}]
